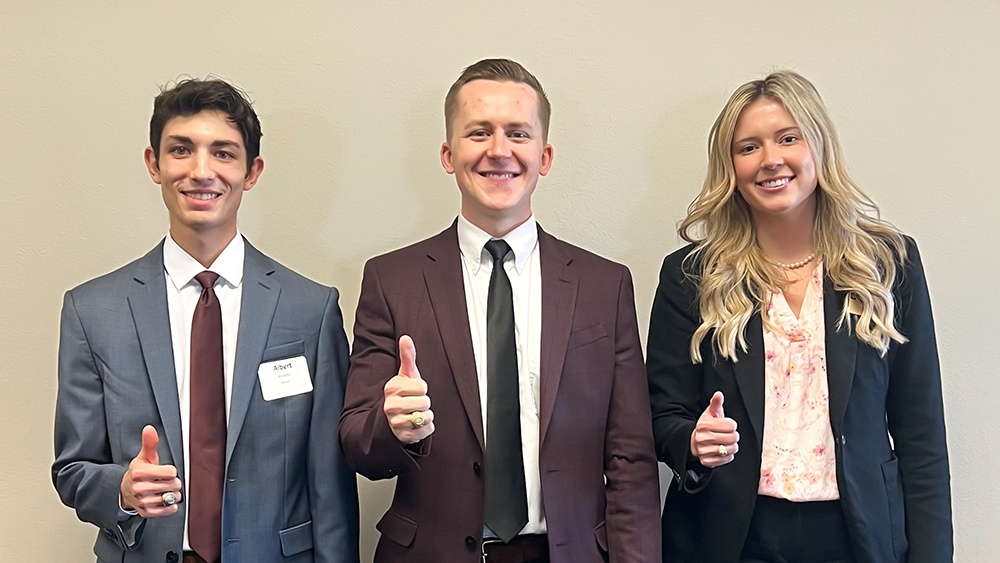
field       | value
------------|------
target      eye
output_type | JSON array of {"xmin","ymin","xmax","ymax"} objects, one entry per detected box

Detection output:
[
  {"xmin": 781, "ymin": 134, "xmax": 799, "ymax": 144},
  {"xmin": 469, "ymin": 130, "xmax": 490, "ymax": 138},
  {"xmin": 215, "ymin": 150, "xmax": 236, "ymax": 160},
  {"xmin": 169, "ymin": 146, "xmax": 190, "ymax": 155},
  {"xmin": 509, "ymin": 131, "xmax": 529, "ymax": 140},
  {"xmin": 735, "ymin": 144, "xmax": 757, "ymax": 155}
]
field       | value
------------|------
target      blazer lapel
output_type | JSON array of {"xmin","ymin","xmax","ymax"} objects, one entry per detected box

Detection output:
[
  {"xmin": 537, "ymin": 228, "xmax": 578, "ymax": 445},
  {"xmin": 127, "ymin": 242, "xmax": 185, "ymax": 469},
  {"xmin": 824, "ymin": 277, "xmax": 857, "ymax": 435},
  {"xmin": 731, "ymin": 312, "xmax": 766, "ymax": 448},
  {"xmin": 422, "ymin": 223, "xmax": 485, "ymax": 451},
  {"xmin": 226, "ymin": 240, "xmax": 281, "ymax": 468}
]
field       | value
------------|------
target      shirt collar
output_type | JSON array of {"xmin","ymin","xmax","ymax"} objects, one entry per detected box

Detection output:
[
  {"xmin": 163, "ymin": 230, "xmax": 246, "ymax": 291},
  {"xmin": 457, "ymin": 214, "xmax": 537, "ymax": 275}
]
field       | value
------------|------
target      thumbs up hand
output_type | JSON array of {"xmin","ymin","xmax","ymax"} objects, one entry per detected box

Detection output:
[
  {"xmin": 120, "ymin": 425, "xmax": 183, "ymax": 517},
  {"xmin": 689, "ymin": 391, "xmax": 740, "ymax": 468},
  {"xmin": 383, "ymin": 335, "xmax": 435, "ymax": 444}
]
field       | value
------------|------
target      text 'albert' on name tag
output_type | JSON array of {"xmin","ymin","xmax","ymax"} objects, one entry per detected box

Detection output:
[{"xmin": 258, "ymin": 356, "xmax": 313, "ymax": 401}]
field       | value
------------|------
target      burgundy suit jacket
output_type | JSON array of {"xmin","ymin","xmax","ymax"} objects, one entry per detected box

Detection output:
[{"xmin": 339, "ymin": 222, "xmax": 660, "ymax": 563}]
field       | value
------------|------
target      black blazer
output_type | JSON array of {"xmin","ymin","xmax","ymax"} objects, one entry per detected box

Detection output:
[{"xmin": 647, "ymin": 238, "xmax": 952, "ymax": 563}]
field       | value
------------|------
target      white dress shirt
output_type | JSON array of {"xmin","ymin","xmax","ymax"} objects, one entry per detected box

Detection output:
[
  {"xmin": 163, "ymin": 231, "xmax": 244, "ymax": 550},
  {"xmin": 457, "ymin": 214, "xmax": 546, "ymax": 536}
]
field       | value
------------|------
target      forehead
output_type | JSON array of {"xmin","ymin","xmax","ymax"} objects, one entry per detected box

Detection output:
[
  {"xmin": 161, "ymin": 110, "xmax": 244, "ymax": 146},
  {"xmin": 734, "ymin": 98, "xmax": 798, "ymax": 135},
  {"xmin": 453, "ymin": 80, "xmax": 541, "ymax": 125}
]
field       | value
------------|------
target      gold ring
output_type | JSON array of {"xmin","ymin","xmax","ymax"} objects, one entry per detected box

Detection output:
[
  {"xmin": 718, "ymin": 444, "xmax": 728, "ymax": 457},
  {"xmin": 410, "ymin": 411, "xmax": 426, "ymax": 428}
]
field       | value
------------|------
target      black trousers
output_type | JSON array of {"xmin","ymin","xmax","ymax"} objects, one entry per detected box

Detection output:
[{"xmin": 740, "ymin": 496, "xmax": 855, "ymax": 563}]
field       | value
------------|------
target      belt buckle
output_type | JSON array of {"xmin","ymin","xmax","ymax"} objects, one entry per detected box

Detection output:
[{"xmin": 481, "ymin": 537, "xmax": 504, "ymax": 563}]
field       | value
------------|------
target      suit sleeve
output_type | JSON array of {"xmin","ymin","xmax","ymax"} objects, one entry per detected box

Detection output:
[
  {"xmin": 646, "ymin": 253, "xmax": 713, "ymax": 493},
  {"xmin": 52, "ymin": 290, "xmax": 146, "ymax": 549},
  {"xmin": 885, "ymin": 239, "xmax": 953, "ymax": 562},
  {"xmin": 339, "ymin": 259, "xmax": 429, "ymax": 480},
  {"xmin": 309, "ymin": 287, "xmax": 361, "ymax": 563},
  {"xmin": 604, "ymin": 266, "xmax": 662, "ymax": 562}
]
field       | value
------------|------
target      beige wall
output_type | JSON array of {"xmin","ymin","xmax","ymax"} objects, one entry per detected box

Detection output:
[{"xmin": 2, "ymin": 1, "xmax": 997, "ymax": 560}]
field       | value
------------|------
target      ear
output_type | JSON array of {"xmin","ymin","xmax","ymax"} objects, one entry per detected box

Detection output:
[
  {"xmin": 538, "ymin": 143, "xmax": 554, "ymax": 176},
  {"xmin": 242, "ymin": 156, "xmax": 264, "ymax": 192},
  {"xmin": 143, "ymin": 146, "xmax": 161, "ymax": 184},
  {"xmin": 440, "ymin": 142, "xmax": 455, "ymax": 175}
]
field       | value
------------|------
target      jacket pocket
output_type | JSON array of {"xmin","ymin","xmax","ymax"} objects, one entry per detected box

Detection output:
[
  {"xmin": 279, "ymin": 520, "xmax": 314, "ymax": 556},
  {"xmin": 881, "ymin": 457, "xmax": 908, "ymax": 558},
  {"xmin": 567, "ymin": 323, "xmax": 608, "ymax": 350},
  {"xmin": 376, "ymin": 510, "xmax": 418, "ymax": 547},
  {"xmin": 263, "ymin": 340, "xmax": 305, "ymax": 362}
]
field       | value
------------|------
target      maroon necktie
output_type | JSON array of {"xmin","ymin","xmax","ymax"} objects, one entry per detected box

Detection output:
[{"xmin": 189, "ymin": 271, "xmax": 224, "ymax": 563}]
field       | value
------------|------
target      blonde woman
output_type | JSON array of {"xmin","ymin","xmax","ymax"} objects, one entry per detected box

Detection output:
[{"xmin": 647, "ymin": 71, "xmax": 952, "ymax": 563}]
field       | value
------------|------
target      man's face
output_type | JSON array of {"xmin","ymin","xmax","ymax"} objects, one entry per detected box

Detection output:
[
  {"xmin": 441, "ymin": 80, "xmax": 553, "ymax": 232},
  {"xmin": 144, "ymin": 110, "xmax": 263, "ymax": 240}
]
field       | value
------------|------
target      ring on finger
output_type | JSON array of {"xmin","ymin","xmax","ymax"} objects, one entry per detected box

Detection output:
[
  {"xmin": 410, "ymin": 411, "xmax": 426, "ymax": 429},
  {"xmin": 161, "ymin": 492, "xmax": 177, "ymax": 506},
  {"xmin": 718, "ymin": 444, "xmax": 728, "ymax": 457}
]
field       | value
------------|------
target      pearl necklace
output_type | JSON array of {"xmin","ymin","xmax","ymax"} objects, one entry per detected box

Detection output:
[{"xmin": 775, "ymin": 253, "xmax": 816, "ymax": 270}]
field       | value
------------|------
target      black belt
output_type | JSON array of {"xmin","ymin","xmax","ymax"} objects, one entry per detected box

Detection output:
[{"xmin": 482, "ymin": 534, "xmax": 549, "ymax": 563}]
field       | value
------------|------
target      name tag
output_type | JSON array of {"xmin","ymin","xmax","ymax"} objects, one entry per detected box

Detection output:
[{"xmin": 258, "ymin": 356, "xmax": 313, "ymax": 401}]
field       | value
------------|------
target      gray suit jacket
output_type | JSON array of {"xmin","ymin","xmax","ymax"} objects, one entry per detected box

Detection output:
[{"xmin": 53, "ymin": 239, "xmax": 359, "ymax": 563}]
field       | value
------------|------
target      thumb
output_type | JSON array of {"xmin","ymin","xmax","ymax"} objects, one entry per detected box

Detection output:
[
  {"xmin": 138, "ymin": 425, "xmax": 159, "ymax": 464},
  {"xmin": 707, "ymin": 391, "xmax": 725, "ymax": 419},
  {"xmin": 398, "ymin": 335, "xmax": 420, "ymax": 379}
]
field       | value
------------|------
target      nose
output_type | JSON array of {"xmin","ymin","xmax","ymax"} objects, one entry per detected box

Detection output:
[
  {"xmin": 761, "ymin": 142, "xmax": 783, "ymax": 169},
  {"xmin": 190, "ymin": 149, "xmax": 215, "ymax": 183},
  {"xmin": 487, "ymin": 132, "xmax": 511, "ymax": 159}
]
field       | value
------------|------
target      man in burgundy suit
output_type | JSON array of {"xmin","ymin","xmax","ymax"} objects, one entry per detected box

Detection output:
[{"xmin": 339, "ymin": 59, "xmax": 660, "ymax": 563}]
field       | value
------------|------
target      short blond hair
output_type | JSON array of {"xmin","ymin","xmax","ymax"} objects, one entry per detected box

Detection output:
[{"xmin": 444, "ymin": 58, "xmax": 551, "ymax": 142}]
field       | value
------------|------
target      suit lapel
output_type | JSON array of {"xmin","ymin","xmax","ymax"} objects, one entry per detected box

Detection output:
[
  {"xmin": 537, "ymin": 228, "xmax": 577, "ymax": 445},
  {"xmin": 824, "ymin": 277, "xmax": 857, "ymax": 435},
  {"xmin": 226, "ymin": 240, "xmax": 281, "ymax": 468},
  {"xmin": 127, "ymin": 242, "xmax": 185, "ymax": 469},
  {"xmin": 730, "ymin": 312, "xmax": 766, "ymax": 448},
  {"xmin": 422, "ymin": 223, "xmax": 485, "ymax": 451}
]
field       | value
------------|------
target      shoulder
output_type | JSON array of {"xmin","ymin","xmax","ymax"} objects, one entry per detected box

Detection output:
[
  {"xmin": 66, "ymin": 245, "xmax": 160, "ymax": 304},
  {"xmin": 658, "ymin": 242, "xmax": 701, "ymax": 288},
  {"xmin": 540, "ymin": 230, "xmax": 631, "ymax": 279},
  {"xmin": 248, "ymin": 245, "xmax": 337, "ymax": 303},
  {"xmin": 364, "ymin": 226, "xmax": 454, "ymax": 273}
]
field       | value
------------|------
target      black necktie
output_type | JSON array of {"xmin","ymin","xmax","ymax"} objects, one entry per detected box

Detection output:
[{"xmin": 483, "ymin": 239, "xmax": 528, "ymax": 542}]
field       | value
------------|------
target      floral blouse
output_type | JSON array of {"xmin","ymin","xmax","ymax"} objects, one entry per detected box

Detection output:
[{"xmin": 757, "ymin": 261, "xmax": 840, "ymax": 501}]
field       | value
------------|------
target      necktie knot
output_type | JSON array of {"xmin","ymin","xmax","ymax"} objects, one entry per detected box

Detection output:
[
  {"xmin": 195, "ymin": 271, "xmax": 219, "ymax": 290},
  {"xmin": 484, "ymin": 239, "xmax": 511, "ymax": 264}
]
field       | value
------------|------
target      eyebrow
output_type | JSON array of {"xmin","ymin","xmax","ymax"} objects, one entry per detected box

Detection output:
[
  {"xmin": 166, "ymin": 135, "xmax": 243, "ymax": 150},
  {"xmin": 463, "ymin": 120, "xmax": 535, "ymax": 131},
  {"xmin": 732, "ymin": 127, "xmax": 802, "ymax": 147}
]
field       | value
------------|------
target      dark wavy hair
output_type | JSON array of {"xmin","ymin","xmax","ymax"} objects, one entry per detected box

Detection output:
[{"xmin": 149, "ymin": 78, "xmax": 262, "ymax": 174}]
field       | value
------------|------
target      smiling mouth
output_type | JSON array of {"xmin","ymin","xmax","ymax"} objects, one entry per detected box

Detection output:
[
  {"xmin": 478, "ymin": 172, "xmax": 519, "ymax": 180},
  {"xmin": 183, "ymin": 192, "xmax": 221, "ymax": 200},
  {"xmin": 757, "ymin": 176, "xmax": 793, "ymax": 188}
]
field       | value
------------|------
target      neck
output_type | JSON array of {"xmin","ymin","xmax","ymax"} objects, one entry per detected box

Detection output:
[
  {"xmin": 752, "ymin": 206, "xmax": 816, "ymax": 266},
  {"xmin": 169, "ymin": 224, "xmax": 237, "ymax": 268},
  {"xmin": 462, "ymin": 209, "xmax": 531, "ymax": 239}
]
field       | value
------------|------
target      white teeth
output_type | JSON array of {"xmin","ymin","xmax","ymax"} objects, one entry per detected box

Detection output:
[
  {"xmin": 483, "ymin": 173, "xmax": 514, "ymax": 179},
  {"xmin": 187, "ymin": 193, "xmax": 219, "ymax": 200},
  {"xmin": 760, "ymin": 178, "xmax": 790, "ymax": 188}
]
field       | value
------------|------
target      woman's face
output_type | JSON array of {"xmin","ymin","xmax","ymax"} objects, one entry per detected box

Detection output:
[{"xmin": 731, "ymin": 98, "xmax": 818, "ymax": 223}]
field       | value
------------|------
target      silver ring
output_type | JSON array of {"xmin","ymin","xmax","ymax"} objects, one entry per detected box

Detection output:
[{"xmin": 162, "ymin": 492, "xmax": 177, "ymax": 506}]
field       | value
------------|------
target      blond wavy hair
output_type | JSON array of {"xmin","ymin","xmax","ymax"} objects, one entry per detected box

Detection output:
[{"xmin": 680, "ymin": 70, "xmax": 907, "ymax": 363}]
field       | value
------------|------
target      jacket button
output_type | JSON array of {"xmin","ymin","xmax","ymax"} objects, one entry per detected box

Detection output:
[
  {"xmin": 473, "ymin": 462, "xmax": 482, "ymax": 475},
  {"xmin": 840, "ymin": 435, "xmax": 847, "ymax": 445},
  {"xmin": 165, "ymin": 551, "xmax": 179, "ymax": 563},
  {"xmin": 465, "ymin": 536, "xmax": 477, "ymax": 549}
]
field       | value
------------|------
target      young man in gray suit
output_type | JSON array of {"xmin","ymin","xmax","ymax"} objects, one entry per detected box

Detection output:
[{"xmin": 52, "ymin": 79, "xmax": 359, "ymax": 563}]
